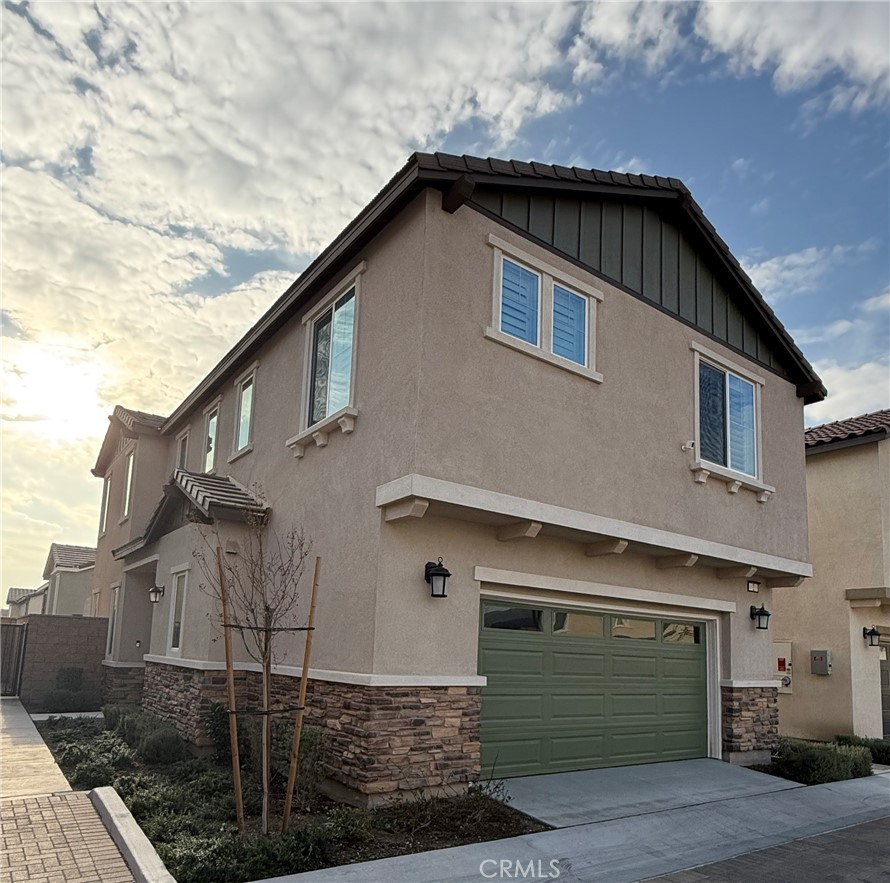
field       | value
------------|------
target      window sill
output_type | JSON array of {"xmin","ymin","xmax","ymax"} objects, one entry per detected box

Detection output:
[
  {"xmin": 285, "ymin": 407, "xmax": 358, "ymax": 459},
  {"xmin": 118, "ymin": 516, "xmax": 130, "ymax": 526},
  {"xmin": 690, "ymin": 460, "xmax": 775, "ymax": 502},
  {"xmin": 227, "ymin": 443, "xmax": 254, "ymax": 464},
  {"xmin": 484, "ymin": 327, "xmax": 603, "ymax": 383}
]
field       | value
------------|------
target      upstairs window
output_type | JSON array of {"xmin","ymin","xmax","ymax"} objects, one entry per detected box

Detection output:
[
  {"xmin": 699, "ymin": 360, "xmax": 757, "ymax": 477},
  {"xmin": 204, "ymin": 406, "xmax": 219, "ymax": 472},
  {"xmin": 177, "ymin": 432, "xmax": 189, "ymax": 470},
  {"xmin": 488, "ymin": 235, "xmax": 603, "ymax": 381},
  {"xmin": 235, "ymin": 374, "xmax": 255, "ymax": 452},
  {"xmin": 309, "ymin": 288, "xmax": 356, "ymax": 426},
  {"xmin": 99, "ymin": 475, "xmax": 111, "ymax": 534},
  {"xmin": 122, "ymin": 450, "xmax": 135, "ymax": 520},
  {"xmin": 169, "ymin": 570, "xmax": 187, "ymax": 654}
]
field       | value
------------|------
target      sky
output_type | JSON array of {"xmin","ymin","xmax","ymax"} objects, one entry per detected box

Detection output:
[{"xmin": 2, "ymin": 1, "xmax": 889, "ymax": 592}]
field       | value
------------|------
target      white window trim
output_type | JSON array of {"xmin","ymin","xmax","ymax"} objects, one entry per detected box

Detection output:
[
  {"xmin": 288, "ymin": 262, "xmax": 366, "ymax": 456},
  {"xmin": 487, "ymin": 234, "xmax": 603, "ymax": 383},
  {"xmin": 231, "ymin": 360, "xmax": 259, "ymax": 459},
  {"xmin": 106, "ymin": 583, "xmax": 120, "ymax": 658},
  {"xmin": 166, "ymin": 564, "xmax": 190, "ymax": 657},
  {"xmin": 690, "ymin": 342, "xmax": 773, "ymax": 501},
  {"xmin": 175, "ymin": 428, "xmax": 190, "ymax": 472},
  {"xmin": 202, "ymin": 397, "xmax": 222, "ymax": 474},
  {"xmin": 119, "ymin": 448, "xmax": 135, "ymax": 524},
  {"xmin": 98, "ymin": 474, "xmax": 111, "ymax": 536}
]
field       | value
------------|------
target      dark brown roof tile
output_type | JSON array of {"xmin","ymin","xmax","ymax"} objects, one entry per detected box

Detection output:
[{"xmin": 805, "ymin": 409, "xmax": 890, "ymax": 448}]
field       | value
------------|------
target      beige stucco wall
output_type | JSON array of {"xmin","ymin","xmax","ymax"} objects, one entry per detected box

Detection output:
[
  {"xmin": 109, "ymin": 188, "xmax": 810, "ymax": 687},
  {"xmin": 50, "ymin": 568, "xmax": 94, "ymax": 616},
  {"xmin": 773, "ymin": 440, "xmax": 889, "ymax": 740}
]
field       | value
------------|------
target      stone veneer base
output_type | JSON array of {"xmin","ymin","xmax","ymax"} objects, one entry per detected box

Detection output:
[
  {"xmin": 101, "ymin": 664, "xmax": 146, "ymax": 706},
  {"xmin": 721, "ymin": 685, "xmax": 779, "ymax": 758},
  {"xmin": 142, "ymin": 661, "xmax": 481, "ymax": 803}
]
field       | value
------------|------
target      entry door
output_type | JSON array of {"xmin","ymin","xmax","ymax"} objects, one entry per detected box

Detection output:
[{"xmin": 478, "ymin": 602, "xmax": 709, "ymax": 778}]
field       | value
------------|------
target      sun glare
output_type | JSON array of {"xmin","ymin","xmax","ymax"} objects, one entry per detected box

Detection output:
[{"xmin": 2, "ymin": 337, "xmax": 109, "ymax": 442}]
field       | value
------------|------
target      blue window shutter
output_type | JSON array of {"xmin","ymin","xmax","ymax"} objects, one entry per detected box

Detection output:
[
  {"xmin": 699, "ymin": 362, "xmax": 726, "ymax": 466},
  {"xmin": 728, "ymin": 374, "xmax": 756, "ymax": 475},
  {"xmin": 501, "ymin": 258, "xmax": 539, "ymax": 345},
  {"xmin": 552, "ymin": 284, "xmax": 587, "ymax": 365}
]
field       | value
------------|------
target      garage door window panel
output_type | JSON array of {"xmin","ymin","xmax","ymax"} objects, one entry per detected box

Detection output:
[
  {"xmin": 553, "ymin": 610, "xmax": 604, "ymax": 638},
  {"xmin": 482, "ymin": 603, "xmax": 544, "ymax": 632},
  {"xmin": 611, "ymin": 616, "xmax": 657, "ymax": 640}
]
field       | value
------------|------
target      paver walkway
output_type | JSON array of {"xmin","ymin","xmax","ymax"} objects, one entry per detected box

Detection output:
[
  {"xmin": 647, "ymin": 816, "xmax": 890, "ymax": 882},
  {"xmin": 0, "ymin": 699, "xmax": 135, "ymax": 883},
  {"xmin": 0, "ymin": 792, "xmax": 135, "ymax": 883}
]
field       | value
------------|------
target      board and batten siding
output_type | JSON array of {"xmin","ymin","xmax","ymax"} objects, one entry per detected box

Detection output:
[{"xmin": 471, "ymin": 188, "xmax": 787, "ymax": 378}]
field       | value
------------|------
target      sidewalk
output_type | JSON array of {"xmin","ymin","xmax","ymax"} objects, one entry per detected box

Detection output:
[
  {"xmin": 259, "ymin": 772, "xmax": 890, "ymax": 882},
  {"xmin": 0, "ymin": 698, "xmax": 136, "ymax": 883}
]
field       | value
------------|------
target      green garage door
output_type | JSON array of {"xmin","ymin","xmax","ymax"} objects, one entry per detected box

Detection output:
[{"xmin": 478, "ymin": 602, "xmax": 709, "ymax": 777}]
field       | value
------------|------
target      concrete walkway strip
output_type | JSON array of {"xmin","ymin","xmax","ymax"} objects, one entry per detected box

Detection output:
[
  {"xmin": 0, "ymin": 697, "xmax": 70, "ymax": 798},
  {"xmin": 258, "ymin": 774, "xmax": 890, "ymax": 883},
  {"xmin": 91, "ymin": 787, "xmax": 176, "ymax": 883}
]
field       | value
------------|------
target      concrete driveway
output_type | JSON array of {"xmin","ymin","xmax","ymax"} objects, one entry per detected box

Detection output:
[
  {"xmin": 260, "ymin": 761, "xmax": 890, "ymax": 883},
  {"xmin": 504, "ymin": 758, "xmax": 802, "ymax": 827}
]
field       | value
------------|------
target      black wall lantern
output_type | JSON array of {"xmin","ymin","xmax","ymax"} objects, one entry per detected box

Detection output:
[
  {"xmin": 148, "ymin": 584, "xmax": 165, "ymax": 604},
  {"xmin": 750, "ymin": 604, "xmax": 771, "ymax": 630},
  {"xmin": 424, "ymin": 558, "xmax": 451, "ymax": 599},
  {"xmin": 863, "ymin": 626, "xmax": 881, "ymax": 647}
]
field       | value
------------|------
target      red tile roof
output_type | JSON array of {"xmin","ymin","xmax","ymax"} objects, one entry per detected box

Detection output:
[{"xmin": 805, "ymin": 409, "xmax": 890, "ymax": 449}]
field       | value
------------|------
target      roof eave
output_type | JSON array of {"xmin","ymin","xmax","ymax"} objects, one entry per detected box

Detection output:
[
  {"xmin": 162, "ymin": 159, "xmax": 423, "ymax": 434},
  {"xmin": 805, "ymin": 429, "xmax": 890, "ymax": 456}
]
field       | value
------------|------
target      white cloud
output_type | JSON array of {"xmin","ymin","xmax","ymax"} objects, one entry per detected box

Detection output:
[
  {"xmin": 791, "ymin": 319, "xmax": 855, "ymax": 346},
  {"xmin": 743, "ymin": 241, "xmax": 874, "ymax": 302},
  {"xmin": 805, "ymin": 359, "xmax": 890, "ymax": 425},
  {"xmin": 731, "ymin": 157, "xmax": 750, "ymax": 179},
  {"xmin": 750, "ymin": 197, "xmax": 770, "ymax": 216},
  {"xmin": 861, "ymin": 287, "xmax": 890, "ymax": 313}
]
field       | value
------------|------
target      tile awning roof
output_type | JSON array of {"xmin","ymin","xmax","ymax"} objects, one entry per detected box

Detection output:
[
  {"xmin": 805, "ymin": 409, "xmax": 890, "ymax": 449},
  {"xmin": 174, "ymin": 469, "xmax": 268, "ymax": 519}
]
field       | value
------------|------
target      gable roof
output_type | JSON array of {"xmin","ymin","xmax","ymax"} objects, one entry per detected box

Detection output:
[
  {"xmin": 7, "ymin": 583, "xmax": 49, "ymax": 605},
  {"xmin": 43, "ymin": 544, "xmax": 96, "ymax": 579},
  {"xmin": 113, "ymin": 469, "xmax": 269, "ymax": 560},
  {"xmin": 93, "ymin": 405, "xmax": 166, "ymax": 476},
  {"xmin": 162, "ymin": 152, "xmax": 824, "ymax": 432},
  {"xmin": 805, "ymin": 408, "xmax": 890, "ymax": 454}
]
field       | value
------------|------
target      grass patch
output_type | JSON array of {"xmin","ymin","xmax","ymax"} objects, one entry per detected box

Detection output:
[{"xmin": 38, "ymin": 710, "xmax": 546, "ymax": 883}]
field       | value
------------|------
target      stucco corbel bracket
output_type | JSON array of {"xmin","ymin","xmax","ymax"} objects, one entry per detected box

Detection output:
[
  {"xmin": 384, "ymin": 497, "xmax": 430, "ymax": 523},
  {"xmin": 726, "ymin": 480, "xmax": 742, "ymax": 494},
  {"xmin": 692, "ymin": 467, "xmax": 710, "ymax": 484},
  {"xmin": 717, "ymin": 566, "xmax": 758, "ymax": 580},
  {"xmin": 765, "ymin": 576, "xmax": 805, "ymax": 589},
  {"xmin": 585, "ymin": 539, "xmax": 629, "ymax": 557},
  {"xmin": 756, "ymin": 490, "xmax": 773, "ymax": 504},
  {"xmin": 337, "ymin": 414, "xmax": 356, "ymax": 434},
  {"xmin": 312, "ymin": 430, "xmax": 329, "ymax": 448},
  {"xmin": 656, "ymin": 553, "xmax": 699, "ymax": 569},
  {"xmin": 497, "ymin": 521, "xmax": 542, "ymax": 542}
]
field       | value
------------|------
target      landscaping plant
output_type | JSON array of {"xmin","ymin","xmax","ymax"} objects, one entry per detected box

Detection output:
[{"xmin": 834, "ymin": 734, "xmax": 890, "ymax": 765}]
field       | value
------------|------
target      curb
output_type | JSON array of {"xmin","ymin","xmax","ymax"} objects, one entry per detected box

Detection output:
[{"xmin": 90, "ymin": 786, "xmax": 175, "ymax": 883}]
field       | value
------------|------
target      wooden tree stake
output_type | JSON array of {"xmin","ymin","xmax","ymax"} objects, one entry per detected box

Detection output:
[
  {"xmin": 217, "ymin": 545, "xmax": 245, "ymax": 833},
  {"xmin": 281, "ymin": 556, "xmax": 321, "ymax": 831}
]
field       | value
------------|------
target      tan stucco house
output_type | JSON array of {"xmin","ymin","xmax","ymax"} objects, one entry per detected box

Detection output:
[
  {"xmin": 6, "ymin": 585, "xmax": 48, "ymax": 618},
  {"xmin": 93, "ymin": 153, "xmax": 825, "ymax": 804},
  {"xmin": 773, "ymin": 410, "xmax": 890, "ymax": 741},
  {"xmin": 6, "ymin": 544, "xmax": 96, "ymax": 619}
]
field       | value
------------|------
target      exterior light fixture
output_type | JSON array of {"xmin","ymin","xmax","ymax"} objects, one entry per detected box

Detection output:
[
  {"xmin": 424, "ymin": 557, "xmax": 451, "ymax": 599},
  {"xmin": 863, "ymin": 626, "xmax": 881, "ymax": 647},
  {"xmin": 750, "ymin": 604, "xmax": 771, "ymax": 630},
  {"xmin": 747, "ymin": 580, "xmax": 761, "ymax": 594},
  {"xmin": 148, "ymin": 584, "xmax": 165, "ymax": 604}
]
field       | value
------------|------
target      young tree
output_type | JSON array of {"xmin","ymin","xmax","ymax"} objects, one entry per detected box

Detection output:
[{"xmin": 195, "ymin": 513, "xmax": 312, "ymax": 834}]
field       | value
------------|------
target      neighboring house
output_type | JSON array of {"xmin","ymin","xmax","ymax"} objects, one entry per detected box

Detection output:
[
  {"xmin": 773, "ymin": 410, "xmax": 890, "ymax": 741},
  {"xmin": 94, "ymin": 153, "xmax": 824, "ymax": 804},
  {"xmin": 40, "ymin": 544, "xmax": 96, "ymax": 616},
  {"xmin": 5, "ymin": 585, "xmax": 48, "ymax": 618}
]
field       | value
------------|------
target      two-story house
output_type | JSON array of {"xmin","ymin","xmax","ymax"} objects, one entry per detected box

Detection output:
[
  {"xmin": 94, "ymin": 153, "xmax": 824, "ymax": 805},
  {"xmin": 6, "ymin": 544, "xmax": 96, "ymax": 619},
  {"xmin": 773, "ymin": 410, "xmax": 890, "ymax": 741}
]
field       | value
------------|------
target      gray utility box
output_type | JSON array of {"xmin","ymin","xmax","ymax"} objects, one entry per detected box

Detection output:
[{"xmin": 811, "ymin": 649, "xmax": 832, "ymax": 675}]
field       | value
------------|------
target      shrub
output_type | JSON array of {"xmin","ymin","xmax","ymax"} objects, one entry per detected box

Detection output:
[
  {"xmin": 324, "ymin": 805, "xmax": 371, "ymax": 844},
  {"xmin": 43, "ymin": 689, "xmax": 84, "ymax": 713},
  {"xmin": 771, "ymin": 737, "xmax": 872, "ymax": 785},
  {"xmin": 138, "ymin": 727, "xmax": 189, "ymax": 765},
  {"xmin": 72, "ymin": 758, "xmax": 116, "ymax": 789},
  {"xmin": 56, "ymin": 667, "xmax": 84, "ymax": 691},
  {"xmin": 834, "ymin": 734, "xmax": 890, "ymax": 765}
]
